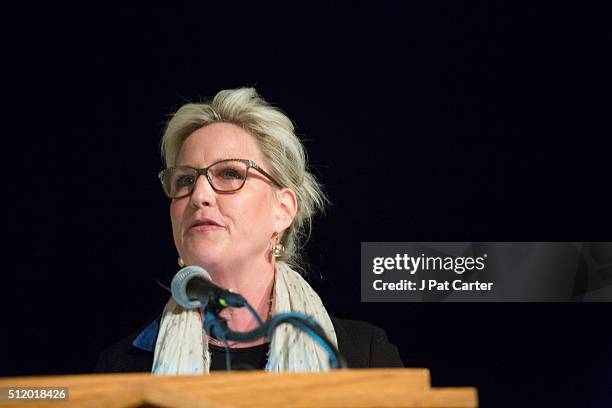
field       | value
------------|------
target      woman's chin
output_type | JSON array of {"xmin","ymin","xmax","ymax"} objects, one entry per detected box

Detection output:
[{"xmin": 181, "ymin": 244, "xmax": 225, "ymax": 268}]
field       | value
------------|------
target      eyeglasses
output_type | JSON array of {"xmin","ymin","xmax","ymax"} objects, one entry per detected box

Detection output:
[{"xmin": 158, "ymin": 158, "xmax": 282, "ymax": 199}]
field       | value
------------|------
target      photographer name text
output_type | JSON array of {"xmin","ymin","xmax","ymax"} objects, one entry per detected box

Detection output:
[{"xmin": 373, "ymin": 279, "xmax": 494, "ymax": 291}]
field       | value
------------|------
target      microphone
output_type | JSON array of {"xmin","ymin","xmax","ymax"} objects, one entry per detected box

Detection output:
[{"xmin": 171, "ymin": 265, "xmax": 246, "ymax": 309}]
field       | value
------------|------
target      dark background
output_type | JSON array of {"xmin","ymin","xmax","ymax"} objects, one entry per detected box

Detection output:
[{"xmin": 3, "ymin": 2, "xmax": 611, "ymax": 407}]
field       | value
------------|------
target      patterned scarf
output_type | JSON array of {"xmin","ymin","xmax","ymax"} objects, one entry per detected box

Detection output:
[{"xmin": 152, "ymin": 262, "xmax": 338, "ymax": 374}]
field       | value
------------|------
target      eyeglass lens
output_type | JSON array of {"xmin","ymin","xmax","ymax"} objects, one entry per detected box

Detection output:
[{"xmin": 163, "ymin": 160, "xmax": 249, "ymax": 197}]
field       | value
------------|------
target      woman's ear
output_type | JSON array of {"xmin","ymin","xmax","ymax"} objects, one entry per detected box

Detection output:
[{"xmin": 275, "ymin": 188, "xmax": 298, "ymax": 232}]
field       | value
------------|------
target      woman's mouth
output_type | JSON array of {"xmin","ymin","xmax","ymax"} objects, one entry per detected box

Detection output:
[
  {"xmin": 190, "ymin": 223, "xmax": 225, "ymax": 232},
  {"xmin": 188, "ymin": 218, "xmax": 225, "ymax": 233}
]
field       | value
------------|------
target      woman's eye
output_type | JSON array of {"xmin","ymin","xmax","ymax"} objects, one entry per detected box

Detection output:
[
  {"xmin": 176, "ymin": 175, "xmax": 195, "ymax": 187},
  {"xmin": 219, "ymin": 169, "xmax": 244, "ymax": 180}
]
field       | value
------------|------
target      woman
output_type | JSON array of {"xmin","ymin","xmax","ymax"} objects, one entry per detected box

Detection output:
[{"xmin": 95, "ymin": 87, "xmax": 403, "ymax": 373}]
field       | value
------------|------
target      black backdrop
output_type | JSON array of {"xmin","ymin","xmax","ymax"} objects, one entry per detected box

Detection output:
[{"xmin": 3, "ymin": 2, "xmax": 612, "ymax": 407}]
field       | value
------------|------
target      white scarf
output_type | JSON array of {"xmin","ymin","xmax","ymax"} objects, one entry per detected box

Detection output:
[{"xmin": 152, "ymin": 262, "xmax": 338, "ymax": 374}]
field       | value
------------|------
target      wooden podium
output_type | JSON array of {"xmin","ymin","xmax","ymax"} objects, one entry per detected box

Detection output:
[{"xmin": 0, "ymin": 369, "xmax": 478, "ymax": 407}]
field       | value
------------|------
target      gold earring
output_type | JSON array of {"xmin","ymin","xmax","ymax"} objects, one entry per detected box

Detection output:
[
  {"xmin": 272, "ymin": 235, "xmax": 285, "ymax": 258},
  {"xmin": 178, "ymin": 257, "xmax": 185, "ymax": 267}
]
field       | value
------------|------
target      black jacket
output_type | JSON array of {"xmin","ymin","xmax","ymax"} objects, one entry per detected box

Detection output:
[{"xmin": 94, "ymin": 316, "xmax": 404, "ymax": 373}]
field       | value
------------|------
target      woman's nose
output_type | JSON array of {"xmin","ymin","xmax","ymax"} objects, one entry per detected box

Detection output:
[{"xmin": 189, "ymin": 175, "xmax": 216, "ymax": 208}]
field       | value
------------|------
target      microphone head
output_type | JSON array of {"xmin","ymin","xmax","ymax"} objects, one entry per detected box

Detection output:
[{"xmin": 171, "ymin": 265, "xmax": 212, "ymax": 309}]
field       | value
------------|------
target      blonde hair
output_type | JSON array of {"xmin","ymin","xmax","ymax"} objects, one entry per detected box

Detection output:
[{"xmin": 160, "ymin": 87, "xmax": 328, "ymax": 271}]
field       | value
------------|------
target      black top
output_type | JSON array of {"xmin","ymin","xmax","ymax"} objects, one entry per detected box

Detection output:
[
  {"xmin": 209, "ymin": 343, "xmax": 269, "ymax": 371},
  {"xmin": 94, "ymin": 316, "xmax": 404, "ymax": 373}
]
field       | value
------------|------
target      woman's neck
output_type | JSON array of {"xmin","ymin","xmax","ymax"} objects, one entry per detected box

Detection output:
[{"xmin": 205, "ymin": 256, "xmax": 275, "ymax": 348}]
